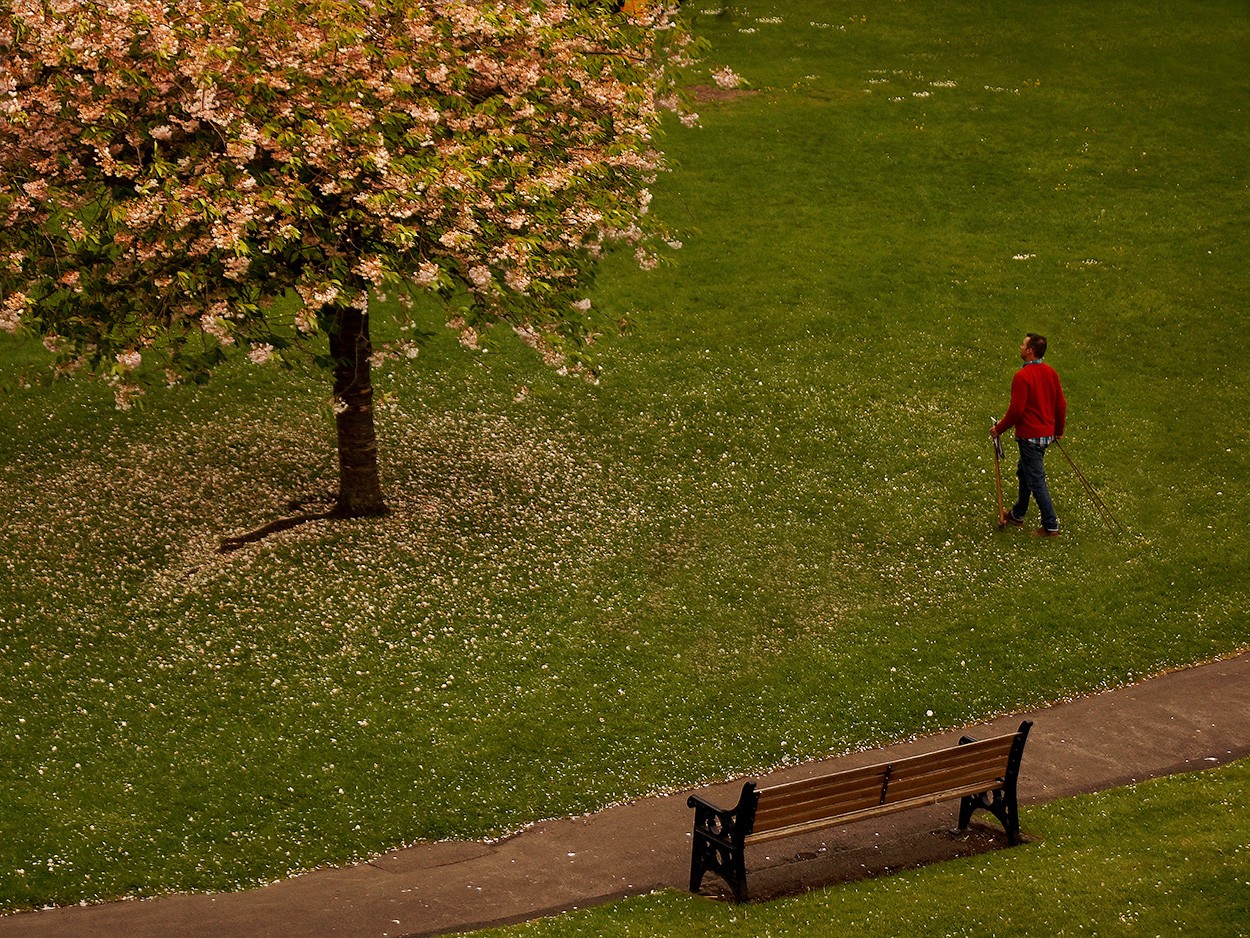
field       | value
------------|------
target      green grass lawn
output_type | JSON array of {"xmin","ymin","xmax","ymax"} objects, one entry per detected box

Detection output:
[
  {"xmin": 462, "ymin": 758, "xmax": 1250, "ymax": 937},
  {"xmin": 2, "ymin": 0, "xmax": 1248, "ymax": 914}
]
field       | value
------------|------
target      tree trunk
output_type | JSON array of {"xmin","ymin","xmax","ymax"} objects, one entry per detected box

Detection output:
[{"xmin": 328, "ymin": 302, "xmax": 388, "ymax": 518}]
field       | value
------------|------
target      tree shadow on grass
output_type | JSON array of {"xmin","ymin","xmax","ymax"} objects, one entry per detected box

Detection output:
[{"xmin": 217, "ymin": 494, "xmax": 337, "ymax": 553}]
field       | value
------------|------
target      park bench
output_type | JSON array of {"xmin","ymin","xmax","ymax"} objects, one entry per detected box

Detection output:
[{"xmin": 686, "ymin": 720, "xmax": 1032, "ymax": 901}]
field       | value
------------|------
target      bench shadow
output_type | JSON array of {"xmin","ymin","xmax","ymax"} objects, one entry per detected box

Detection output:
[{"xmin": 694, "ymin": 823, "xmax": 1032, "ymax": 904}]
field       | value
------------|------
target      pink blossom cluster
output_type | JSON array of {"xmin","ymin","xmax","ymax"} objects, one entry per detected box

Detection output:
[
  {"xmin": 711, "ymin": 65, "xmax": 743, "ymax": 89},
  {"xmin": 0, "ymin": 0, "xmax": 693, "ymax": 391}
]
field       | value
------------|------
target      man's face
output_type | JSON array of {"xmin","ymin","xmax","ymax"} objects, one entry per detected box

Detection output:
[{"xmin": 1019, "ymin": 337, "xmax": 1034, "ymax": 361}]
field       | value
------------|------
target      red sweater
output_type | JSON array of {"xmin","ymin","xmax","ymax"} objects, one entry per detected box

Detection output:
[{"xmin": 994, "ymin": 361, "xmax": 1067, "ymax": 440}]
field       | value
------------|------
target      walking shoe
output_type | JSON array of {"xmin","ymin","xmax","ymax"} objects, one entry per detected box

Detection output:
[
  {"xmin": 1034, "ymin": 527, "xmax": 1061, "ymax": 537},
  {"xmin": 1003, "ymin": 512, "xmax": 1024, "ymax": 527}
]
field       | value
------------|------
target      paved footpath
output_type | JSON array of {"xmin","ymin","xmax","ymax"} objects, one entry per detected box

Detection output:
[{"xmin": 4, "ymin": 651, "xmax": 1249, "ymax": 938}]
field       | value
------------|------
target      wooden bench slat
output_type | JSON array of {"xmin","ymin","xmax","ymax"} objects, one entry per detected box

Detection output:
[
  {"xmin": 754, "ymin": 764, "xmax": 889, "ymax": 803},
  {"xmin": 750, "ymin": 734, "xmax": 1019, "ymax": 832},
  {"xmin": 885, "ymin": 764, "xmax": 1007, "ymax": 802},
  {"xmin": 754, "ymin": 791, "xmax": 886, "ymax": 831},
  {"xmin": 753, "ymin": 748, "xmax": 1005, "ymax": 809},
  {"xmin": 752, "ymin": 775, "xmax": 888, "ymax": 820},
  {"xmin": 887, "ymin": 746, "xmax": 1015, "ymax": 779},
  {"xmin": 887, "ymin": 753, "xmax": 1012, "ymax": 788},
  {"xmin": 892, "ymin": 750, "xmax": 1012, "ymax": 781},
  {"xmin": 755, "ymin": 734, "xmax": 1016, "ymax": 804},
  {"xmin": 755, "ymin": 765, "xmax": 1009, "ymax": 831},
  {"xmin": 746, "ymin": 779, "xmax": 1003, "ymax": 845},
  {"xmin": 872, "ymin": 735, "xmax": 1016, "ymax": 773}
]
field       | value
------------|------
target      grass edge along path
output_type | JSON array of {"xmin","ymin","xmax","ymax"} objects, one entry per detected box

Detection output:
[
  {"xmin": 2, "ymin": 652, "xmax": 1246, "ymax": 937},
  {"xmin": 462, "ymin": 757, "xmax": 1250, "ymax": 938}
]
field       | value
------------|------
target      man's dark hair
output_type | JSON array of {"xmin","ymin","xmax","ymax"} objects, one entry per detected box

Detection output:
[{"xmin": 1025, "ymin": 333, "xmax": 1048, "ymax": 358}]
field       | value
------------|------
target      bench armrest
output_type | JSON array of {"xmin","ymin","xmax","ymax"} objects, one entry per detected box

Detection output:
[
  {"xmin": 688, "ymin": 782, "xmax": 759, "ymax": 844},
  {"xmin": 686, "ymin": 792, "xmax": 733, "ymax": 814},
  {"xmin": 687, "ymin": 782, "xmax": 761, "ymax": 900}
]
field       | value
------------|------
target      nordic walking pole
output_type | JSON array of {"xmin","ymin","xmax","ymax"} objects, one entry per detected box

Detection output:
[
  {"xmin": 991, "ymin": 420, "xmax": 1006, "ymax": 531},
  {"xmin": 1054, "ymin": 439, "xmax": 1124, "ymax": 538}
]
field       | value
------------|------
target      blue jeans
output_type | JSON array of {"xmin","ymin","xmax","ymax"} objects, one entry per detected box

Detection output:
[{"xmin": 1012, "ymin": 440, "xmax": 1058, "ymax": 531}]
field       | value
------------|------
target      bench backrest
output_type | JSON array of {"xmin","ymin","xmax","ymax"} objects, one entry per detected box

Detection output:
[{"xmin": 748, "ymin": 728, "xmax": 1025, "ymax": 842}]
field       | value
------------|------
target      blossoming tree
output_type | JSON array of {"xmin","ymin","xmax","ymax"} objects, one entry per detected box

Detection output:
[{"xmin": 0, "ymin": 0, "xmax": 693, "ymax": 516}]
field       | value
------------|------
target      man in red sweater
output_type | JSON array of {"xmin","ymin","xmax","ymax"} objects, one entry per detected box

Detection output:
[{"xmin": 991, "ymin": 333, "xmax": 1067, "ymax": 536}]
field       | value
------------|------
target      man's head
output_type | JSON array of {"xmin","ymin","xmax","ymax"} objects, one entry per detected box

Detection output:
[{"xmin": 1020, "ymin": 333, "xmax": 1047, "ymax": 361}]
